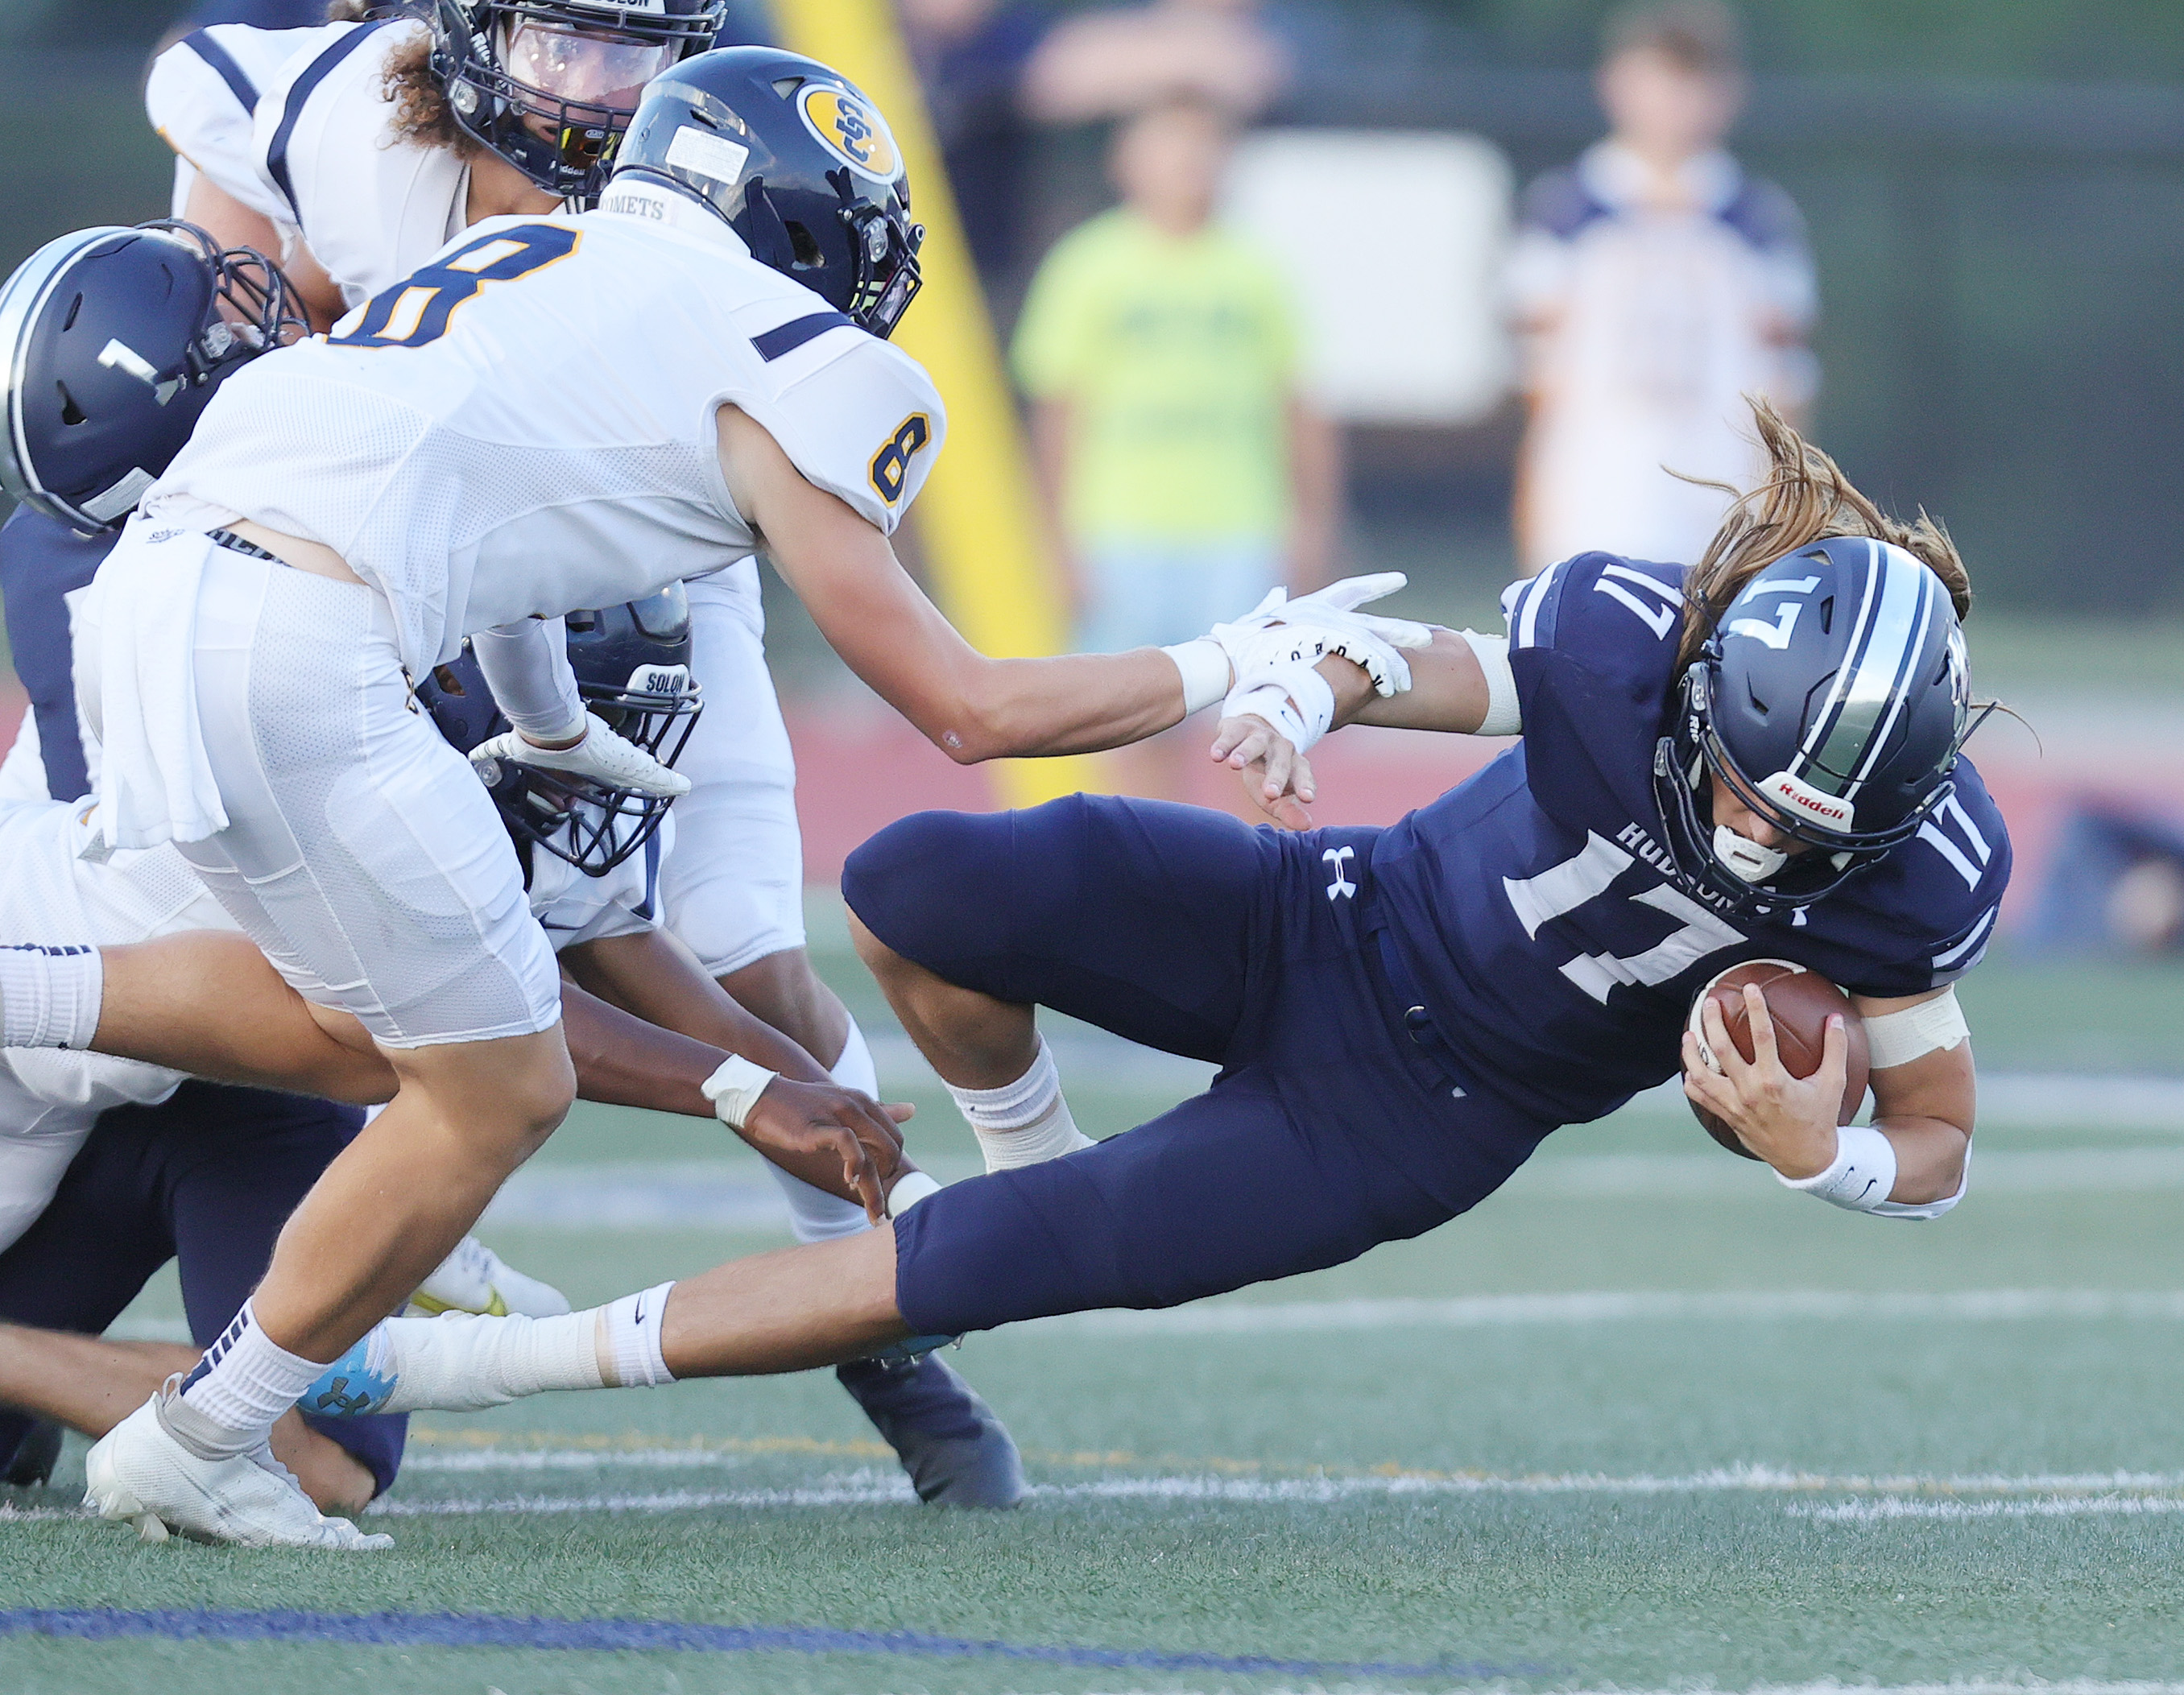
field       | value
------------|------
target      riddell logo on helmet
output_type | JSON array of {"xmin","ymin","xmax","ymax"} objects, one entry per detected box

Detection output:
[
  {"xmin": 1763, "ymin": 771, "xmax": 1853, "ymax": 828},
  {"xmin": 799, "ymin": 86, "xmax": 899, "ymax": 180}
]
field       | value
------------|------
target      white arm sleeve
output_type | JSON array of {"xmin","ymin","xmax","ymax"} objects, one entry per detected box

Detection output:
[{"xmin": 471, "ymin": 618, "xmax": 584, "ymax": 740}]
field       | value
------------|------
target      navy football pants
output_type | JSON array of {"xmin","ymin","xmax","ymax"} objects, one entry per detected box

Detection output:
[
  {"xmin": 844, "ymin": 796, "xmax": 1555, "ymax": 1337},
  {"xmin": 0, "ymin": 1082, "xmax": 407, "ymax": 1494}
]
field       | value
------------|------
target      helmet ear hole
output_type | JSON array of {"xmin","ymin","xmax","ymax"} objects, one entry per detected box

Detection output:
[
  {"xmin": 56, "ymin": 383, "xmax": 85, "ymax": 427},
  {"xmin": 1818, "ymin": 594, "xmax": 1834, "ymax": 634},
  {"xmin": 783, "ymin": 221, "xmax": 823, "ymax": 269}
]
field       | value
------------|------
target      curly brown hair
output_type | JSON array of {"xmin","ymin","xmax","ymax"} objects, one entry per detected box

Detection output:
[
  {"xmin": 1673, "ymin": 399, "xmax": 1973, "ymax": 681},
  {"xmin": 322, "ymin": 4, "xmax": 482, "ymax": 157}
]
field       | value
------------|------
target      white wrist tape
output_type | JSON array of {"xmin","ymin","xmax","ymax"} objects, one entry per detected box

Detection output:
[
  {"xmin": 1222, "ymin": 660, "xmax": 1336, "ymax": 754},
  {"xmin": 1458, "ymin": 630, "xmax": 1521, "ymax": 735},
  {"xmin": 700, "ymin": 1054, "xmax": 778, "ymax": 1130},
  {"xmin": 1777, "ymin": 1122, "xmax": 1898, "ymax": 1213},
  {"xmin": 1161, "ymin": 638, "xmax": 1231, "ymax": 716},
  {"xmin": 887, "ymin": 1170, "xmax": 942, "ymax": 1218},
  {"xmin": 1864, "ymin": 986, "xmax": 1969, "ymax": 1070}
]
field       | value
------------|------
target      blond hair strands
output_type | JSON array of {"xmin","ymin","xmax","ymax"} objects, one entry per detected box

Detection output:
[{"xmin": 1673, "ymin": 399, "xmax": 1974, "ymax": 681}]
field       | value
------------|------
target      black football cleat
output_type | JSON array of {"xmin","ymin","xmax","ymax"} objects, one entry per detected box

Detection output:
[
  {"xmin": 835, "ymin": 1353, "xmax": 1025, "ymax": 1509},
  {"xmin": 2, "ymin": 1418, "xmax": 64, "ymax": 1487}
]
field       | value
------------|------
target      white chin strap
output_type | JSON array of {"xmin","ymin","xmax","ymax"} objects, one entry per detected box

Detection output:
[{"xmin": 1713, "ymin": 824, "xmax": 1789, "ymax": 884}]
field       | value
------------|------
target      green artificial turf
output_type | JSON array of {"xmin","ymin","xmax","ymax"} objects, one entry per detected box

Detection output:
[{"xmin": 8, "ymin": 913, "xmax": 2184, "ymax": 1692}]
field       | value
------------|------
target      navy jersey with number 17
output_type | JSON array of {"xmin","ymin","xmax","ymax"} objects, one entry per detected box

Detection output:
[{"xmin": 1368, "ymin": 552, "xmax": 2009, "ymax": 1127}]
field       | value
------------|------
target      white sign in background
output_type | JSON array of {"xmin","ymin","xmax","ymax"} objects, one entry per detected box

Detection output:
[{"xmin": 1222, "ymin": 129, "xmax": 1516, "ymax": 427}]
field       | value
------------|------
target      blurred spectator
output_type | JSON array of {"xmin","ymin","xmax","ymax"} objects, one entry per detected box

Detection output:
[
  {"xmin": 900, "ymin": 0, "xmax": 1049, "ymax": 288},
  {"xmin": 1508, "ymin": 1, "xmax": 1814, "ymax": 574},
  {"xmin": 2025, "ymin": 806, "xmax": 2184, "ymax": 957},
  {"xmin": 1023, "ymin": 0, "xmax": 1290, "ymax": 125},
  {"xmin": 1012, "ymin": 93, "xmax": 1339, "ymax": 801}
]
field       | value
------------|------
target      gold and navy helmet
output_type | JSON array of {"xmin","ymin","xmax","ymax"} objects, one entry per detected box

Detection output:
[{"xmin": 607, "ymin": 45, "xmax": 923, "ymax": 337}]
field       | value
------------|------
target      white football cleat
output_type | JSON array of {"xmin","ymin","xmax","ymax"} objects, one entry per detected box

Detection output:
[
  {"xmin": 472, "ymin": 716, "xmax": 689, "ymax": 797},
  {"xmin": 407, "ymin": 1234, "xmax": 569, "ymax": 1318},
  {"xmin": 83, "ymin": 1393, "xmax": 391, "ymax": 1551}
]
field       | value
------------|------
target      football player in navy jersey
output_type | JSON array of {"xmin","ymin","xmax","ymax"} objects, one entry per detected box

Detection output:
[{"xmin": 269, "ymin": 402, "xmax": 2010, "ymax": 1422}]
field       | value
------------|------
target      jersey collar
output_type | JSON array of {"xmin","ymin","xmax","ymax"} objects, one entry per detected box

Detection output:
[{"xmin": 592, "ymin": 177, "xmax": 755, "ymax": 255}]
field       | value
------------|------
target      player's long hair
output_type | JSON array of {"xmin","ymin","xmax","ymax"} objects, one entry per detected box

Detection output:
[
  {"xmin": 1672, "ymin": 399, "xmax": 1974, "ymax": 679},
  {"xmin": 323, "ymin": 2, "xmax": 481, "ymax": 158}
]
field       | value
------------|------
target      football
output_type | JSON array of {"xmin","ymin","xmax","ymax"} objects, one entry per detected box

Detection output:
[{"xmin": 1686, "ymin": 961, "xmax": 1872, "ymax": 1160}]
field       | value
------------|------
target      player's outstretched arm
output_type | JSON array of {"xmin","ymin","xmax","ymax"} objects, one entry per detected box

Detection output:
[
  {"xmin": 556, "ymin": 942, "xmax": 912, "ymax": 1222},
  {"xmin": 718, "ymin": 406, "xmax": 1188, "ymax": 763},
  {"xmin": 39, "ymin": 932, "xmax": 907, "ymax": 1215},
  {"xmin": 1206, "ymin": 631, "xmax": 1504, "ymax": 825}
]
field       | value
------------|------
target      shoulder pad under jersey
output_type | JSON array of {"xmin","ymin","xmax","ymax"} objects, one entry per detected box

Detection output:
[
  {"xmin": 147, "ymin": 23, "xmax": 339, "ymax": 226},
  {"xmin": 250, "ymin": 18, "xmax": 468, "ymax": 307}
]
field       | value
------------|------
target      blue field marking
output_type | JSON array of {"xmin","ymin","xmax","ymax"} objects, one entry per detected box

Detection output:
[{"xmin": 0, "ymin": 1608, "xmax": 1543, "ymax": 1680}]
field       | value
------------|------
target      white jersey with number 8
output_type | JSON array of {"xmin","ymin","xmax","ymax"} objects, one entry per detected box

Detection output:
[{"xmin": 143, "ymin": 184, "xmax": 945, "ymax": 685}]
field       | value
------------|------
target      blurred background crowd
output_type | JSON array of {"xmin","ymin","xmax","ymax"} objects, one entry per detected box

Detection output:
[{"xmin": 3, "ymin": 0, "xmax": 2184, "ymax": 963}]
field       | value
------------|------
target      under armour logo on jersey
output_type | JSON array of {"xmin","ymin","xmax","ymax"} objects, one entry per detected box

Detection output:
[{"xmin": 1323, "ymin": 845, "xmax": 1357, "ymax": 901}]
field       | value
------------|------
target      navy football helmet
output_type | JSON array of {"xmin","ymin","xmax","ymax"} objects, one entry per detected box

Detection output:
[
  {"xmin": 417, "ymin": 586, "xmax": 704, "ymax": 876},
  {"xmin": 607, "ymin": 46, "xmax": 924, "ymax": 337},
  {"xmin": 431, "ymin": 0, "xmax": 725, "ymax": 201},
  {"xmin": 1654, "ymin": 536, "xmax": 1979, "ymax": 915},
  {"xmin": 0, "ymin": 221, "xmax": 301, "ymax": 532}
]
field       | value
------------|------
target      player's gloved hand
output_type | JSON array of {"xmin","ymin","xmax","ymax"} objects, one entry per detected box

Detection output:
[
  {"xmin": 704, "ymin": 1056, "xmax": 916, "ymax": 1224},
  {"xmin": 1679, "ymin": 982, "xmax": 1847, "ymax": 1180},
  {"xmin": 1210, "ymin": 573, "xmax": 1435, "ymax": 699},
  {"xmin": 1210, "ymin": 709, "xmax": 1318, "ymax": 831},
  {"xmin": 471, "ymin": 713, "xmax": 690, "ymax": 798}
]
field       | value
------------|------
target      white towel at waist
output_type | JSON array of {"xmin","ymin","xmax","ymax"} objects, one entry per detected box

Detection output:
[{"xmin": 78, "ymin": 521, "xmax": 228, "ymax": 853}]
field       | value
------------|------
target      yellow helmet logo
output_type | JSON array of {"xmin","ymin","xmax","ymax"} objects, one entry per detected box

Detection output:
[{"xmin": 797, "ymin": 85, "xmax": 900, "ymax": 181}]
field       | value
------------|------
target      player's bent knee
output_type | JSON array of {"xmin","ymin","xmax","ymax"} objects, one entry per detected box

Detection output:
[{"xmin": 843, "ymin": 807, "xmax": 1030, "ymax": 969}]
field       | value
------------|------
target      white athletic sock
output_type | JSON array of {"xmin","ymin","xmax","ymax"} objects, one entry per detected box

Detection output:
[
  {"xmin": 946, "ymin": 1037, "xmax": 1093, "ymax": 1173},
  {"xmin": 0, "ymin": 943, "xmax": 104, "ymax": 1050},
  {"xmin": 829, "ymin": 1018, "xmax": 879, "ymax": 1097},
  {"xmin": 762, "ymin": 1017, "xmax": 882, "ymax": 1243},
  {"xmin": 358, "ymin": 1308, "xmax": 604, "ymax": 1412},
  {"xmin": 599, "ymin": 1280, "xmax": 676, "ymax": 1388},
  {"xmin": 178, "ymin": 1301, "xmax": 331, "ymax": 1441}
]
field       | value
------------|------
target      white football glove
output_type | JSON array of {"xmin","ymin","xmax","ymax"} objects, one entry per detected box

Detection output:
[
  {"xmin": 1222, "ymin": 658, "xmax": 1337, "ymax": 755},
  {"xmin": 1209, "ymin": 572, "xmax": 1435, "ymax": 698},
  {"xmin": 471, "ymin": 713, "xmax": 690, "ymax": 798}
]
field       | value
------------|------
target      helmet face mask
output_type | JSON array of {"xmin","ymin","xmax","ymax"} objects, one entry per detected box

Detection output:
[
  {"xmin": 606, "ymin": 48, "xmax": 925, "ymax": 338},
  {"xmin": 418, "ymin": 587, "xmax": 704, "ymax": 878},
  {"xmin": 1649, "ymin": 537, "xmax": 1977, "ymax": 918},
  {"xmin": 432, "ymin": 0, "xmax": 725, "ymax": 201},
  {"xmin": 0, "ymin": 221, "xmax": 303, "ymax": 531}
]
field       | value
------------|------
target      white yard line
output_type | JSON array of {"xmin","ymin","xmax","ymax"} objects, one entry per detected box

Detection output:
[
  {"xmin": 105, "ymin": 1285, "xmax": 2184, "ymax": 1347},
  {"xmin": 374, "ymin": 1461, "xmax": 2184, "ymax": 1511},
  {"xmin": 1026, "ymin": 1288, "xmax": 2184, "ymax": 1336},
  {"xmin": 1796, "ymin": 1496, "xmax": 2184, "ymax": 1523}
]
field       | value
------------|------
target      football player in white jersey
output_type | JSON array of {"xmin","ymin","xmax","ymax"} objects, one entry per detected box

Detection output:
[
  {"xmin": 0, "ymin": 45, "xmax": 1396, "ymax": 1548},
  {"xmin": 143, "ymin": 6, "xmax": 884, "ymax": 1191},
  {"xmin": 139, "ymin": 2, "xmax": 1039, "ymax": 1485}
]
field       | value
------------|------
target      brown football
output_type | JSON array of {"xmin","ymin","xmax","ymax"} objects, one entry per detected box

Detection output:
[{"xmin": 1686, "ymin": 961, "xmax": 1871, "ymax": 1160}]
